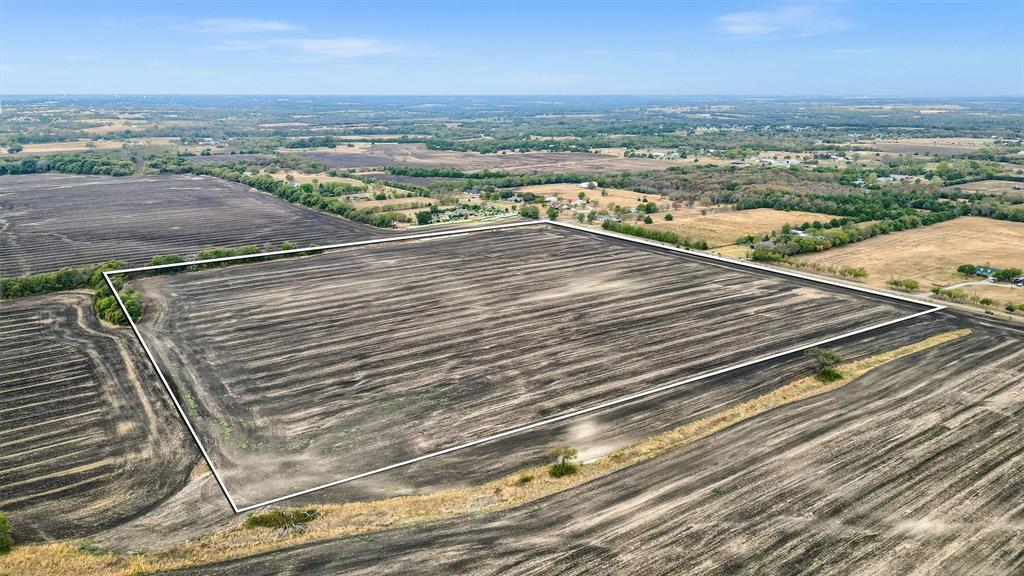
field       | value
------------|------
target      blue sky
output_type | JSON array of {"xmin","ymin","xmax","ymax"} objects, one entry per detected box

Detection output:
[{"xmin": 1, "ymin": 1, "xmax": 1021, "ymax": 96}]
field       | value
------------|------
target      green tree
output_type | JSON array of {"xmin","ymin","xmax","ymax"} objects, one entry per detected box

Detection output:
[
  {"xmin": 519, "ymin": 205, "xmax": 540, "ymax": 219},
  {"xmin": 547, "ymin": 446, "xmax": 579, "ymax": 478},
  {"xmin": 664, "ymin": 213, "xmax": 674, "ymax": 221},
  {"xmin": 546, "ymin": 207, "xmax": 560, "ymax": 221},
  {"xmin": 957, "ymin": 264, "xmax": 978, "ymax": 276},
  {"xmin": 805, "ymin": 348, "xmax": 843, "ymax": 382},
  {"xmin": 0, "ymin": 511, "xmax": 12, "ymax": 554},
  {"xmin": 643, "ymin": 215, "xmax": 653, "ymax": 224},
  {"xmin": 994, "ymin": 268, "xmax": 1023, "ymax": 282}
]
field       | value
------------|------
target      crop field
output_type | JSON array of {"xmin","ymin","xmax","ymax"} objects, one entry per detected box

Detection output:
[
  {"xmin": 131, "ymin": 224, "xmax": 926, "ymax": 509},
  {"xmin": 0, "ymin": 293, "xmax": 194, "ymax": 541},
  {"xmin": 162, "ymin": 315, "xmax": 1024, "ymax": 576},
  {"xmin": 0, "ymin": 173, "xmax": 385, "ymax": 277},
  {"xmin": 796, "ymin": 216, "xmax": 1024, "ymax": 289},
  {"xmin": 300, "ymin": 143, "xmax": 678, "ymax": 173}
]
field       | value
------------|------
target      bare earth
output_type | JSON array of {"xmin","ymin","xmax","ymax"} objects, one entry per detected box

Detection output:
[
  {"xmin": 165, "ymin": 315, "xmax": 1024, "ymax": 576},
  {"xmin": 134, "ymin": 225, "xmax": 922, "ymax": 508},
  {"xmin": 0, "ymin": 292, "xmax": 195, "ymax": 541},
  {"xmin": 0, "ymin": 173, "xmax": 385, "ymax": 276}
]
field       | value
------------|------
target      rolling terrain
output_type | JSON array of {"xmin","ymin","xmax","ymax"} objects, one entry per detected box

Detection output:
[
  {"xmin": 0, "ymin": 173, "xmax": 384, "ymax": 277},
  {"xmin": 0, "ymin": 293, "xmax": 195, "ymax": 541},
  {"xmin": 135, "ymin": 225, "xmax": 926, "ymax": 508},
  {"xmin": 165, "ymin": 314, "xmax": 1024, "ymax": 576}
]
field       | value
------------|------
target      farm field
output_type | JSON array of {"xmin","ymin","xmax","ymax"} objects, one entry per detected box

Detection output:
[
  {"xmin": 947, "ymin": 179, "xmax": 1024, "ymax": 196},
  {"xmin": 162, "ymin": 316, "xmax": 1024, "ymax": 576},
  {"xmin": 647, "ymin": 207, "xmax": 839, "ymax": 248},
  {"xmin": 514, "ymin": 183, "xmax": 672, "ymax": 211},
  {"xmin": 0, "ymin": 292, "xmax": 195, "ymax": 542},
  {"xmin": 854, "ymin": 137, "xmax": 995, "ymax": 156},
  {"xmin": 133, "ymin": 224, "xmax": 925, "ymax": 508},
  {"xmin": 0, "ymin": 173, "xmax": 385, "ymax": 277},
  {"xmin": 796, "ymin": 216, "xmax": 1024, "ymax": 289},
  {"xmin": 300, "ymin": 143, "xmax": 680, "ymax": 173},
  {"xmin": 6, "ymin": 137, "xmax": 182, "ymax": 156}
]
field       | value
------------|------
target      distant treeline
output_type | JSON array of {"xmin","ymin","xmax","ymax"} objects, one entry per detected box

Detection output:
[
  {"xmin": 0, "ymin": 153, "xmax": 136, "ymax": 176},
  {"xmin": 0, "ymin": 242, "xmax": 313, "ymax": 323}
]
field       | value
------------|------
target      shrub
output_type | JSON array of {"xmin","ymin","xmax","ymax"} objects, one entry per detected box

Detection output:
[
  {"xmin": 839, "ymin": 266, "xmax": 868, "ymax": 279},
  {"xmin": 519, "ymin": 205, "xmax": 540, "ymax": 219},
  {"xmin": 957, "ymin": 264, "xmax": 977, "ymax": 276},
  {"xmin": 979, "ymin": 298, "xmax": 994, "ymax": 306},
  {"xmin": 886, "ymin": 278, "xmax": 920, "ymax": 292},
  {"xmin": 938, "ymin": 288, "xmax": 970, "ymax": 303},
  {"xmin": 547, "ymin": 446, "xmax": 579, "ymax": 478},
  {"xmin": 805, "ymin": 348, "xmax": 843, "ymax": 382},
  {"xmin": 244, "ymin": 508, "xmax": 318, "ymax": 530},
  {"xmin": 1007, "ymin": 303, "xmax": 1018, "ymax": 313},
  {"xmin": 546, "ymin": 207, "xmax": 560, "ymax": 221},
  {"xmin": 148, "ymin": 254, "xmax": 185, "ymax": 269},
  {"xmin": 0, "ymin": 511, "xmax": 12, "ymax": 554},
  {"xmin": 664, "ymin": 213, "xmax": 673, "ymax": 221},
  {"xmin": 643, "ymin": 215, "xmax": 653, "ymax": 224}
]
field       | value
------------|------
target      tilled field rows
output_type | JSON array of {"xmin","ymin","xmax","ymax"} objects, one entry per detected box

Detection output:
[
  {"xmin": 137, "ymin": 225, "xmax": 922, "ymax": 507},
  {"xmin": 0, "ymin": 294, "xmax": 195, "ymax": 541},
  {"xmin": 0, "ymin": 174, "xmax": 383, "ymax": 277},
  {"xmin": 165, "ymin": 319, "xmax": 1024, "ymax": 576}
]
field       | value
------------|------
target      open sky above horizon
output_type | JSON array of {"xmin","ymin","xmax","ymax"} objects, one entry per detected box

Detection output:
[{"xmin": 1, "ymin": 1, "xmax": 1022, "ymax": 96}]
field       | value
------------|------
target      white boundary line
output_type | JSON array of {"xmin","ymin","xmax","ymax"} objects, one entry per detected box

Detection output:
[{"xmin": 104, "ymin": 220, "xmax": 943, "ymax": 513}]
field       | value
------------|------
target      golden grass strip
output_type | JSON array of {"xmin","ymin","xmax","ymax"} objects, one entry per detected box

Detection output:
[{"xmin": 0, "ymin": 328, "xmax": 970, "ymax": 576}]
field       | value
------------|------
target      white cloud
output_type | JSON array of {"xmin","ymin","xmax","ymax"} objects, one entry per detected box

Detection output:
[
  {"xmin": 295, "ymin": 38, "xmax": 401, "ymax": 58},
  {"xmin": 191, "ymin": 18, "xmax": 297, "ymax": 34},
  {"xmin": 715, "ymin": 5, "xmax": 848, "ymax": 37}
]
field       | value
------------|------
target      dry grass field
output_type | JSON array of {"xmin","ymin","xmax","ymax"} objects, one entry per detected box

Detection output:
[
  {"xmin": 947, "ymin": 179, "xmax": 1024, "ymax": 196},
  {"xmin": 648, "ymin": 207, "xmax": 839, "ymax": 248},
  {"xmin": 134, "ymin": 225, "xmax": 922, "ymax": 508},
  {"xmin": 0, "ymin": 174, "xmax": 385, "ymax": 276},
  {"xmin": 8, "ymin": 140, "xmax": 126, "ymax": 155},
  {"xmin": 796, "ymin": 217, "xmax": 1024, "ymax": 289},
  {"xmin": 515, "ymin": 183, "xmax": 669, "ymax": 211},
  {"xmin": 0, "ymin": 293, "xmax": 194, "ymax": 541},
  {"xmin": 301, "ymin": 143, "xmax": 680, "ymax": 173},
  {"xmin": 854, "ymin": 137, "xmax": 995, "ymax": 156}
]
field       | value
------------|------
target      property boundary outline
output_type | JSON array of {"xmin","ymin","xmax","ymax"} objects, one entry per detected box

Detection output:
[{"xmin": 104, "ymin": 219, "xmax": 945, "ymax": 513}]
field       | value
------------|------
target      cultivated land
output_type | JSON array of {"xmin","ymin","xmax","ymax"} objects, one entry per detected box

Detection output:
[
  {"xmin": 796, "ymin": 216, "xmax": 1024, "ymax": 289},
  {"xmin": 298, "ymin": 143, "xmax": 681, "ymax": 173},
  {"xmin": 0, "ymin": 173, "xmax": 385, "ymax": 277},
  {"xmin": 855, "ymin": 137, "xmax": 996, "ymax": 156},
  {"xmin": 162, "ymin": 316, "xmax": 1024, "ymax": 576},
  {"xmin": 133, "ymin": 225, "xmax": 924, "ymax": 508},
  {"xmin": 0, "ymin": 293, "xmax": 194, "ymax": 542}
]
